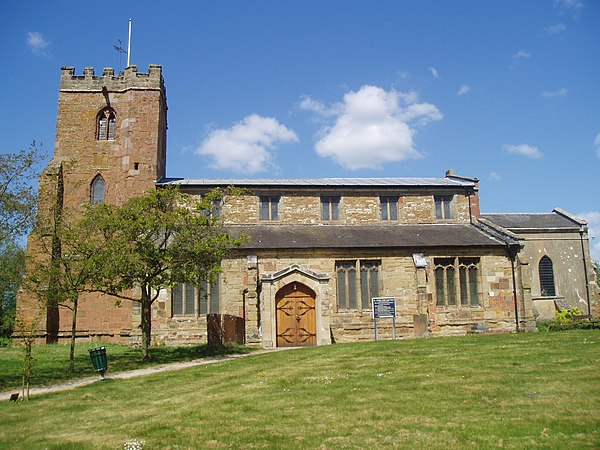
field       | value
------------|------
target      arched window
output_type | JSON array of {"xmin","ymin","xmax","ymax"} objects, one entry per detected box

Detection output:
[
  {"xmin": 97, "ymin": 108, "xmax": 116, "ymax": 140},
  {"xmin": 90, "ymin": 175, "xmax": 105, "ymax": 205},
  {"xmin": 539, "ymin": 256, "xmax": 556, "ymax": 296}
]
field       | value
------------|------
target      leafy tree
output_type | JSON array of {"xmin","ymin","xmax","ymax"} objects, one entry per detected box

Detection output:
[
  {"xmin": 26, "ymin": 209, "xmax": 112, "ymax": 372},
  {"xmin": 0, "ymin": 240, "xmax": 25, "ymax": 338},
  {"xmin": 0, "ymin": 144, "xmax": 45, "ymax": 245},
  {"xmin": 81, "ymin": 186, "xmax": 244, "ymax": 360}
]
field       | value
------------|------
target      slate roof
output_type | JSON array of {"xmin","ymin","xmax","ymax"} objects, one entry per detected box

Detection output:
[
  {"xmin": 226, "ymin": 224, "xmax": 508, "ymax": 250},
  {"xmin": 481, "ymin": 212, "xmax": 583, "ymax": 231},
  {"xmin": 157, "ymin": 177, "xmax": 475, "ymax": 189}
]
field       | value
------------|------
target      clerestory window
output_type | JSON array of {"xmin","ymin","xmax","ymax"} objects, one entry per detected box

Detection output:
[
  {"xmin": 321, "ymin": 196, "xmax": 340, "ymax": 221},
  {"xmin": 97, "ymin": 108, "xmax": 116, "ymax": 140},
  {"xmin": 259, "ymin": 196, "xmax": 279, "ymax": 221},
  {"xmin": 380, "ymin": 196, "xmax": 399, "ymax": 221},
  {"xmin": 434, "ymin": 195, "xmax": 453, "ymax": 220}
]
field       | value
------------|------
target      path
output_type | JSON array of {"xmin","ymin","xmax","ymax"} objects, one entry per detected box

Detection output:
[{"xmin": 0, "ymin": 348, "xmax": 292, "ymax": 401}]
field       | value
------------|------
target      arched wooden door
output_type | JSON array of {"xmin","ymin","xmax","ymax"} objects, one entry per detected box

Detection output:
[{"xmin": 276, "ymin": 283, "xmax": 316, "ymax": 347}]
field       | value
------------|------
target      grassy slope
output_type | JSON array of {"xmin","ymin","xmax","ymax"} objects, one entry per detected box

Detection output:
[
  {"xmin": 0, "ymin": 331, "xmax": 599, "ymax": 449},
  {"xmin": 0, "ymin": 342, "xmax": 249, "ymax": 391}
]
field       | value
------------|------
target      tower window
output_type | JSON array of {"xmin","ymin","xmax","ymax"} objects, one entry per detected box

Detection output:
[
  {"xmin": 91, "ymin": 175, "xmax": 105, "ymax": 205},
  {"xmin": 97, "ymin": 108, "xmax": 116, "ymax": 140}
]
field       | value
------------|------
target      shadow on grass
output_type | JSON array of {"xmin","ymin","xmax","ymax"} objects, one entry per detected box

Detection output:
[{"xmin": 0, "ymin": 343, "xmax": 251, "ymax": 392}]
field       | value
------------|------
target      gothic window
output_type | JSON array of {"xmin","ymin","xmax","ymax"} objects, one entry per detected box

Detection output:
[
  {"xmin": 380, "ymin": 196, "xmax": 398, "ymax": 221},
  {"xmin": 336, "ymin": 260, "xmax": 380, "ymax": 310},
  {"xmin": 435, "ymin": 257, "xmax": 480, "ymax": 307},
  {"xmin": 97, "ymin": 108, "xmax": 116, "ymax": 140},
  {"xmin": 434, "ymin": 195, "xmax": 453, "ymax": 220},
  {"xmin": 539, "ymin": 256, "xmax": 556, "ymax": 296},
  {"xmin": 321, "ymin": 196, "xmax": 340, "ymax": 221},
  {"xmin": 90, "ymin": 175, "xmax": 105, "ymax": 205},
  {"xmin": 172, "ymin": 274, "xmax": 221, "ymax": 317},
  {"xmin": 259, "ymin": 196, "xmax": 279, "ymax": 221}
]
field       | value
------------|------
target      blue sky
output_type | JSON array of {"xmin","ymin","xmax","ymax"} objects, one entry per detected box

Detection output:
[{"xmin": 1, "ymin": 1, "xmax": 599, "ymax": 258}]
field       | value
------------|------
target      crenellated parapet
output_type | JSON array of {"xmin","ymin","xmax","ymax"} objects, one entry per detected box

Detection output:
[{"xmin": 59, "ymin": 64, "xmax": 164, "ymax": 92}]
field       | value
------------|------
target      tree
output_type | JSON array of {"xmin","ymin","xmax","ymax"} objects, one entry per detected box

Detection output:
[
  {"xmin": 26, "ymin": 209, "xmax": 111, "ymax": 372},
  {"xmin": 82, "ymin": 186, "xmax": 244, "ymax": 360},
  {"xmin": 0, "ymin": 240, "xmax": 25, "ymax": 338},
  {"xmin": 0, "ymin": 144, "xmax": 45, "ymax": 245}
]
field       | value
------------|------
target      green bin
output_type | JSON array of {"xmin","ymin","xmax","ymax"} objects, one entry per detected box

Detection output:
[{"xmin": 88, "ymin": 346, "xmax": 108, "ymax": 376}]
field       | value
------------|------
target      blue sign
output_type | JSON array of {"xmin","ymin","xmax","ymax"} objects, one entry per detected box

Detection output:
[{"xmin": 372, "ymin": 297, "xmax": 396, "ymax": 319}]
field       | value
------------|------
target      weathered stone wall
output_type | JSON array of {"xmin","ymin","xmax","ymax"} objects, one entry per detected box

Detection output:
[
  {"xmin": 220, "ymin": 191, "xmax": 474, "ymax": 225},
  {"xmin": 150, "ymin": 247, "xmax": 522, "ymax": 346},
  {"xmin": 516, "ymin": 231, "xmax": 595, "ymax": 315}
]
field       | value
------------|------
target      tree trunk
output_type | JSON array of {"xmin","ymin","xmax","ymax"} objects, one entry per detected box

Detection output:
[
  {"xmin": 68, "ymin": 297, "xmax": 78, "ymax": 373},
  {"xmin": 140, "ymin": 286, "xmax": 152, "ymax": 361}
]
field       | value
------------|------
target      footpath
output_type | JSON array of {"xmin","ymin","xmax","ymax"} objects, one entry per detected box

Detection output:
[{"xmin": 0, "ymin": 348, "xmax": 290, "ymax": 401}]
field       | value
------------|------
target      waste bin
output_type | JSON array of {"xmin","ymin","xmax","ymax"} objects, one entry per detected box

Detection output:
[{"xmin": 88, "ymin": 346, "xmax": 108, "ymax": 377}]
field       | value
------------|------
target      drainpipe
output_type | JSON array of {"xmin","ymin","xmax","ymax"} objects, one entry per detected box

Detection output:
[
  {"xmin": 466, "ymin": 188, "xmax": 473, "ymax": 224},
  {"xmin": 508, "ymin": 244, "xmax": 520, "ymax": 332},
  {"xmin": 579, "ymin": 229, "xmax": 592, "ymax": 317}
]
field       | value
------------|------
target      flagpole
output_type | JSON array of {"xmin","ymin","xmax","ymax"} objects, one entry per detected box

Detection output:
[{"xmin": 127, "ymin": 18, "xmax": 132, "ymax": 67}]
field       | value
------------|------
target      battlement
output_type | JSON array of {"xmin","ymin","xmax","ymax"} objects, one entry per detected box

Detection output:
[{"xmin": 60, "ymin": 64, "xmax": 164, "ymax": 92}]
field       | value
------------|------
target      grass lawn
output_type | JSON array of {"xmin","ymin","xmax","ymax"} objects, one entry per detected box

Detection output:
[
  {"xmin": 0, "ymin": 342, "xmax": 249, "ymax": 392},
  {"xmin": 1, "ymin": 330, "xmax": 599, "ymax": 449}
]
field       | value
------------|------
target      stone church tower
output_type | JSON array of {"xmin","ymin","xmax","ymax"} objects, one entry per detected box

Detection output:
[{"xmin": 19, "ymin": 65, "xmax": 167, "ymax": 342}]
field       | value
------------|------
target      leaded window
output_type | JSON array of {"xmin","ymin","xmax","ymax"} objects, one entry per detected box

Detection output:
[
  {"xmin": 434, "ymin": 195, "xmax": 453, "ymax": 220},
  {"xmin": 380, "ymin": 196, "xmax": 398, "ymax": 221},
  {"xmin": 336, "ymin": 260, "xmax": 380, "ymax": 310},
  {"xmin": 539, "ymin": 256, "xmax": 556, "ymax": 296},
  {"xmin": 435, "ymin": 257, "xmax": 480, "ymax": 307},
  {"xmin": 259, "ymin": 196, "xmax": 279, "ymax": 221},
  {"xmin": 90, "ymin": 174, "xmax": 105, "ymax": 205},
  {"xmin": 97, "ymin": 108, "xmax": 116, "ymax": 140},
  {"xmin": 321, "ymin": 196, "xmax": 340, "ymax": 221},
  {"xmin": 172, "ymin": 274, "xmax": 220, "ymax": 317}
]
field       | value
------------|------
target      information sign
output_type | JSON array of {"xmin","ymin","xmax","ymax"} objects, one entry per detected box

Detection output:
[{"xmin": 372, "ymin": 297, "xmax": 396, "ymax": 319}]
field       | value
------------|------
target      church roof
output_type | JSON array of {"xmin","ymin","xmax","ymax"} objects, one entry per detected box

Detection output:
[
  {"xmin": 481, "ymin": 210, "xmax": 584, "ymax": 232},
  {"xmin": 226, "ymin": 223, "xmax": 508, "ymax": 250},
  {"xmin": 157, "ymin": 177, "xmax": 475, "ymax": 189}
]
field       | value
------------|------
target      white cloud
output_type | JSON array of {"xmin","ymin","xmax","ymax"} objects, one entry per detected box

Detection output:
[
  {"xmin": 489, "ymin": 171, "xmax": 502, "ymax": 181},
  {"xmin": 457, "ymin": 85, "xmax": 471, "ymax": 96},
  {"xmin": 542, "ymin": 88, "xmax": 568, "ymax": 98},
  {"xmin": 513, "ymin": 50, "xmax": 531, "ymax": 59},
  {"xmin": 301, "ymin": 85, "xmax": 442, "ymax": 170},
  {"xmin": 595, "ymin": 133, "xmax": 600, "ymax": 158},
  {"xmin": 578, "ymin": 211, "xmax": 600, "ymax": 262},
  {"xmin": 545, "ymin": 23, "xmax": 567, "ymax": 33},
  {"xmin": 196, "ymin": 114, "xmax": 298, "ymax": 174},
  {"xmin": 26, "ymin": 31, "xmax": 49, "ymax": 56},
  {"xmin": 554, "ymin": 0, "xmax": 583, "ymax": 19},
  {"xmin": 429, "ymin": 67, "xmax": 439, "ymax": 79},
  {"xmin": 503, "ymin": 144, "xmax": 543, "ymax": 159}
]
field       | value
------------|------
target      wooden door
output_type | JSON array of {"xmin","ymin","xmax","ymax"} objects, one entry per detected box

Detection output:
[{"xmin": 276, "ymin": 283, "xmax": 316, "ymax": 347}]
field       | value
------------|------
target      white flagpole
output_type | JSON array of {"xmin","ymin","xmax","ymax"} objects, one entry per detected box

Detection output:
[{"xmin": 127, "ymin": 18, "xmax": 132, "ymax": 67}]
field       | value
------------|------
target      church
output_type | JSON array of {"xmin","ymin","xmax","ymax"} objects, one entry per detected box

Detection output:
[{"xmin": 18, "ymin": 65, "xmax": 598, "ymax": 348}]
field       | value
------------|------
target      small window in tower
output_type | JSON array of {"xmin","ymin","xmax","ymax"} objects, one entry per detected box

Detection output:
[
  {"xmin": 91, "ymin": 175, "xmax": 105, "ymax": 205},
  {"xmin": 133, "ymin": 162, "xmax": 139, "ymax": 171},
  {"xmin": 97, "ymin": 108, "xmax": 116, "ymax": 141}
]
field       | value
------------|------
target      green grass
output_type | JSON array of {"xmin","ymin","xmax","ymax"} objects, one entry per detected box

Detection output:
[
  {"xmin": 1, "ymin": 331, "xmax": 599, "ymax": 449},
  {"xmin": 0, "ymin": 341, "xmax": 249, "ymax": 391}
]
